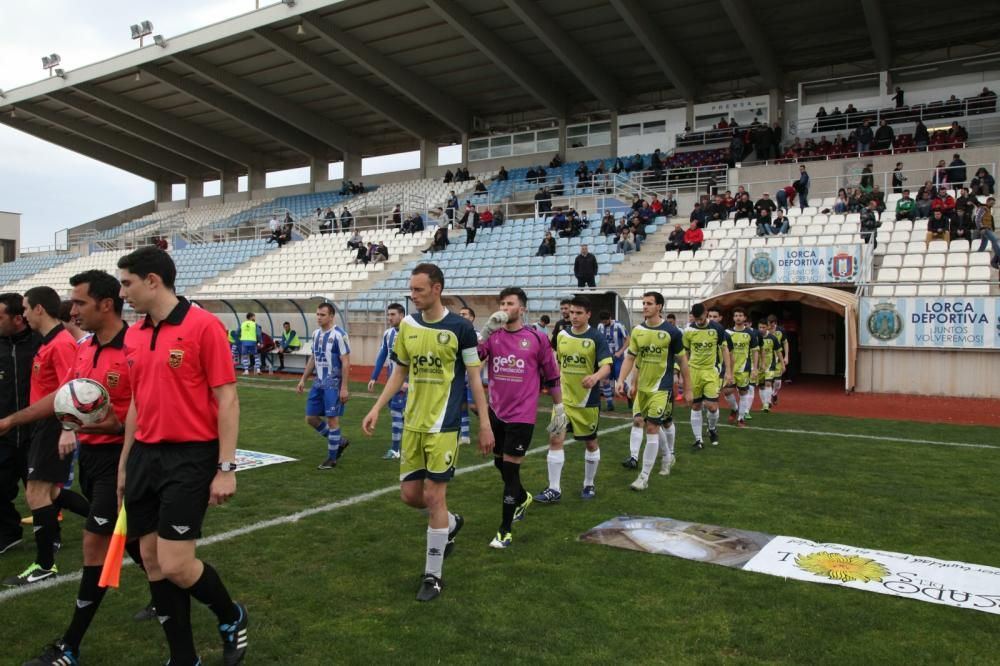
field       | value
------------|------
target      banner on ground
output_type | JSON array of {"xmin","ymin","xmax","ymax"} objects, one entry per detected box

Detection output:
[
  {"xmin": 235, "ymin": 449, "xmax": 297, "ymax": 472},
  {"xmin": 740, "ymin": 244, "xmax": 865, "ymax": 284},
  {"xmin": 859, "ymin": 297, "xmax": 1000, "ymax": 349},
  {"xmin": 581, "ymin": 517, "xmax": 1000, "ymax": 615}
]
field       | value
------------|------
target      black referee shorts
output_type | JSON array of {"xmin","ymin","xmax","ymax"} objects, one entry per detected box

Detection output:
[
  {"xmin": 79, "ymin": 444, "xmax": 122, "ymax": 536},
  {"xmin": 489, "ymin": 409, "xmax": 535, "ymax": 459},
  {"xmin": 125, "ymin": 441, "xmax": 219, "ymax": 541},
  {"xmin": 26, "ymin": 418, "xmax": 72, "ymax": 484}
]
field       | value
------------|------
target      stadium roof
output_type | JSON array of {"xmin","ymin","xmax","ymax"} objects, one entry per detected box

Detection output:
[{"xmin": 2, "ymin": 0, "xmax": 999, "ymax": 184}]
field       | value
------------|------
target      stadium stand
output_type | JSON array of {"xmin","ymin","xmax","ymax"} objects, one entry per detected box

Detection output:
[{"xmin": 0, "ymin": 252, "xmax": 79, "ymax": 286}]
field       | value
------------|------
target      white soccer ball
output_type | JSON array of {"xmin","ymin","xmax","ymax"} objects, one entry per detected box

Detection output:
[{"xmin": 54, "ymin": 378, "xmax": 111, "ymax": 431}]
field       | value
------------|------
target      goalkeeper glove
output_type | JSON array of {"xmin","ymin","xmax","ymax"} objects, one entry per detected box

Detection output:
[
  {"xmin": 547, "ymin": 403, "xmax": 568, "ymax": 434},
  {"xmin": 480, "ymin": 310, "xmax": 508, "ymax": 339}
]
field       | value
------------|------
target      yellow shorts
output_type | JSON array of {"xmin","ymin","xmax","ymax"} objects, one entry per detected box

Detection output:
[
  {"xmin": 690, "ymin": 368, "xmax": 721, "ymax": 402},
  {"xmin": 633, "ymin": 390, "xmax": 673, "ymax": 424},
  {"xmin": 400, "ymin": 430, "xmax": 459, "ymax": 483},
  {"xmin": 565, "ymin": 405, "xmax": 599, "ymax": 441},
  {"xmin": 733, "ymin": 370, "xmax": 752, "ymax": 390}
]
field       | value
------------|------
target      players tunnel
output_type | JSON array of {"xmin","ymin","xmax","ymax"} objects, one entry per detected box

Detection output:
[
  {"xmin": 702, "ymin": 287, "xmax": 858, "ymax": 393},
  {"xmin": 189, "ymin": 296, "xmax": 348, "ymax": 341}
]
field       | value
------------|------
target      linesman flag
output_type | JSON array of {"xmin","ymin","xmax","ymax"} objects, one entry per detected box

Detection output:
[{"xmin": 99, "ymin": 503, "xmax": 128, "ymax": 588}]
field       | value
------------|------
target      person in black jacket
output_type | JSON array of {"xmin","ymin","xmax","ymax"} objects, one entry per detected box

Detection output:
[
  {"xmin": 0, "ymin": 292, "xmax": 41, "ymax": 553},
  {"xmin": 573, "ymin": 245, "xmax": 598, "ymax": 288}
]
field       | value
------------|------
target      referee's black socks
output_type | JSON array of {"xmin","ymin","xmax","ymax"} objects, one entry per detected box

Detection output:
[
  {"xmin": 187, "ymin": 561, "xmax": 239, "ymax": 625},
  {"xmin": 32, "ymin": 504, "xmax": 60, "ymax": 569},
  {"xmin": 149, "ymin": 578, "xmax": 197, "ymax": 665},
  {"xmin": 62, "ymin": 565, "xmax": 107, "ymax": 652}
]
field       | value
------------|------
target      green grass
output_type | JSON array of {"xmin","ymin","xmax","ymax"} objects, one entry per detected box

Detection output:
[{"xmin": 1, "ymin": 379, "xmax": 998, "ymax": 665}]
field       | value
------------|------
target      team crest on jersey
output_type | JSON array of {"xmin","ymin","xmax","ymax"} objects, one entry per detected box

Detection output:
[
  {"xmin": 106, "ymin": 372, "xmax": 120, "ymax": 388},
  {"xmin": 33, "ymin": 362, "xmax": 41, "ymax": 374},
  {"xmin": 581, "ymin": 339, "xmax": 592, "ymax": 348},
  {"xmin": 866, "ymin": 302, "xmax": 902, "ymax": 341},
  {"xmin": 436, "ymin": 331, "xmax": 450, "ymax": 344},
  {"xmin": 827, "ymin": 252, "xmax": 858, "ymax": 282},
  {"xmin": 749, "ymin": 252, "xmax": 775, "ymax": 282},
  {"xmin": 519, "ymin": 338, "xmax": 529, "ymax": 348},
  {"xmin": 167, "ymin": 349, "xmax": 185, "ymax": 368},
  {"xmin": 657, "ymin": 331, "xmax": 667, "ymax": 339}
]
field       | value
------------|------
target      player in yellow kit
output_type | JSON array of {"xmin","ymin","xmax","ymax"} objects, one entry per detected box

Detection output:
[
  {"xmin": 727, "ymin": 307, "xmax": 759, "ymax": 427},
  {"xmin": 682, "ymin": 303, "xmax": 732, "ymax": 450}
]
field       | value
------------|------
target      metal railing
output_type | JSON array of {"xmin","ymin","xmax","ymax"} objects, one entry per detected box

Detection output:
[
  {"xmin": 798, "ymin": 96, "xmax": 998, "ymax": 135},
  {"xmin": 627, "ymin": 163, "xmax": 730, "ymax": 198}
]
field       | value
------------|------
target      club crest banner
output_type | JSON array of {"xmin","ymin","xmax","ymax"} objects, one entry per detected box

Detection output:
[
  {"xmin": 582, "ymin": 517, "xmax": 1000, "ymax": 615},
  {"xmin": 859, "ymin": 297, "xmax": 1000, "ymax": 349},
  {"xmin": 234, "ymin": 449, "xmax": 297, "ymax": 472},
  {"xmin": 740, "ymin": 245, "xmax": 864, "ymax": 284}
]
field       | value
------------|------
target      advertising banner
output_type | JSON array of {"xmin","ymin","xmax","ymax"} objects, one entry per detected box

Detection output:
[
  {"xmin": 859, "ymin": 297, "xmax": 1000, "ymax": 349},
  {"xmin": 742, "ymin": 245, "xmax": 864, "ymax": 284},
  {"xmin": 234, "ymin": 449, "xmax": 297, "ymax": 472},
  {"xmin": 581, "ymin": 517, "xmax": 1000, "ymax": 615}
]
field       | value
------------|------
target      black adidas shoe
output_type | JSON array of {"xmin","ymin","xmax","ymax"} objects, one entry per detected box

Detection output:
[
  {"xmin": 708, "ymin": 429, "xmax": 719, "ymax": 446},
  {"xmin": 22, "ymin": 641, "xmax": 79, "ymax": 666},
  {"xmin": 219, "ymin": 602, "xmax": 248, "ymax": 666},
  {"xmin": 416, "ymin": 574, "xmax": 443, "ymax": 602},
  {"xmin": 337, "ymin": 438, "xmax": 351, "ymax": 460},
  {"xmin": 444, "ymin": 514, "xmax": 464, "ymax": 558},
  {"xmin": 621, "ymin": 456, "xmax": 638, "ymax": 469},
  {"xmin": 691, "ymin": 440, "xmax": 704, "ymax": 451},
  {"xmin": 133, "ymin": 602, "xmax": 157, "ymax": 622}
]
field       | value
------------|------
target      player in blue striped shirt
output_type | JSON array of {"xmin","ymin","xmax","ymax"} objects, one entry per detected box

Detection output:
[
  {"xmin": 368, "ymin": 303, "xmax": 407, "ymax": 460},
  {"xmin": 297, "ymin": 303, "xmax": 351, "ymax": 469},
  {"xmin": 597, "ymin": 311, "xmax": 629, "ymax": 412}
]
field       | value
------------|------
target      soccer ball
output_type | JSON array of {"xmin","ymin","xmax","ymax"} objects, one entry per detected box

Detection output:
[{"xmin": 54, "ymin": 379, "xmax": 111, "ymax": 431}]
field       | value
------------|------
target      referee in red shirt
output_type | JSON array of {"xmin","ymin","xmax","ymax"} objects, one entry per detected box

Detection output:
[
  {"xmin": 117, "ymin": 247, "xmax": 247, "ymax": 666},
  {"xmin": 0, "ymin": 271, "xmax": 145, "ymax": 665}
]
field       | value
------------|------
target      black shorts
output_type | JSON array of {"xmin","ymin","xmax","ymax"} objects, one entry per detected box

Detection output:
[
  {"xmin": 27, "ymin": 418, "xmax": 72, "ymax": 483},
  {"xmin": 489, "ymin": 409, "xmax": 535, "ymax": 459},
  {"xmin": 79, "ymin": 444, "xmax": 122, "ymax": 536},
  {"xmin": 125, "ymin": 440, "xmax": 218, "ymax": 541}
]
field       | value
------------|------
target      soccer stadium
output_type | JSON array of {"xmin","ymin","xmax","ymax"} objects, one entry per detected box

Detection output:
[{"xmin": 0, "ymin": 1, "xmax": 999, "ymax": 664}]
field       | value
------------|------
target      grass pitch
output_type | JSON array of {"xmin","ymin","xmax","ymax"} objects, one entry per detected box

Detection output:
[{"xmin": 1, "ymin": 379, "xmax": 998, "ymax": 665}]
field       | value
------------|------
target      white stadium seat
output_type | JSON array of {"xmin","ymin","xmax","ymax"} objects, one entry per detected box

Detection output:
[{"xmin": 943, "ymin": 266, "xmax": 966, "ymax": 281}]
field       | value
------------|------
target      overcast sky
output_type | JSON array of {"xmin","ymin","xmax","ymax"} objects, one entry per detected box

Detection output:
[{"xmin": 0, "ymin": 0, "xmax": 445, "ymax": 250}]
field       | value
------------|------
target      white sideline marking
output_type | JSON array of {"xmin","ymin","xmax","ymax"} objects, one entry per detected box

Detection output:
[
  {"xmin": 0, "ymin": 422, "xmax": 632, "ymax": 603},
  {"xmin": 714, "ymin": 423, "xmax": 1000, "ymax": 450}
]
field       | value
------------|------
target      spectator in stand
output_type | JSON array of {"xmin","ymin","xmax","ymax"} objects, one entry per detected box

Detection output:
[
  {"xmin": 892, "ymin": 86, "xmax": 905, "ymax": 108},
  {"xmin": 600, "ymin": 211, "xmax": 616, "ymax": 236},
  {"xmin": 549, "ymin": 154, "xmax": 563, "ymax": 169},
  {"xmin": 914, "ymin": 120, "xmax": 930, "ymax": 151},
  {"xmin": 340, "ymin": 206, "xmax": 354, "ymax": 229},
  {"xmin": 845, "ymin": 187, "xmax": 862, "ymax": 213},
  {"xmin": 931, "ymin": 189, "xmax": 956, "ymax": 215},
  {"xmin": 689, "ymin": 202, "xmax": 706, "ymax": 228},
  {"xmin": 612, "ymin": 157, "xmax": 625, "ymax": 174},
  {"xmin": 372, "ymin": 241, "xmax": 389, "ymax": 263},
  {"xmin": 833, "ymin": 188, "xmax": 850, "ymax": 214},
  {"xmin": 814, "ymin": 106, "xmax": 828, "ymax": 133},
  {"xmin": 397, "ymin": 212, "xmax": 424, "ymax": 235},
  {"xmin": 391, "ymin": 203, "xmax": 402, "ymax": 230},
  {"xmin": 155, "ymin": 237, "xmax": 168, "ymax": 251},
  {"xmin": 616, "ymin": 227, "xmax": 635, "ymax": 255},
  {"xmin": 933, "ymin": 160, "xmax": 949, "ymax": 188},
  {"xmin": 353, "ymin": 243, "xmax": 370, "ymax": 265},
  {"xmin": 549, "ymin": 208, "xmax": 568, "ymax": 234},
  {"xmin": 479, "ymin": 208, "xmax": 494, "ymax": 229},
  {"xmin": 536, "ymin": 231, "xmax": 556, "ymax": 257},
  {"xmin": 915, "ymin": 189, "xmax": 932, "ymax": 219},
  {"xmin": 775, "ymin": 184, "xmax": 797, "ymax": 212},
  {"xmin": 951, "ymin": 208, "xmax": 976, "ymax": 245},
  {"xmin": 722, "ymin": 190, "xmax": 735, "ymax": 212},
  {"xmin": 974, "ymin": 197, "xmax": 1000, "ymax": 254},
  {"xmin": 892, "ymin": 162, "xmax": 906, "ymax": 194},
  {"xmin": 665, "ymin": 224, "xmax": 686, "ymax": 252},
  {"xmin": 895, "ymin": 190, "xmax": 916, "ymax": 221},
  {"xmin": 423, "ymin": 226, "xmax": 449, "ymax": 253},
  {"xmin": 650, "ymin": 194, "xmax": 663, "ymax": 215},
  {"xmin": 970, "ymin": 168, "xmax": 996, "ymax": 196},
  {"xmin": 444, "ymin": 190, "xmax": 458, "ymax": 225},
  {"xmin": 734, "ymin": 192, "xmax": 754, "ymax": 221},
  {"xmin": 319, "ymin": 207, "xmax": 335, "ymax": 235},
  {"xmin": 948, "ymin": 154, "xmax": 967, "ymax": 189},
  {"xmin": 926, "ymin": 209, "xmax": 951, "ymax": 245},
  {"xmin": 956, "ymin": 187, "xmax": 977, "ymax": 220},
  {"xmin": 949, "ymin": 121, "xmax": 969, "ymax": 145},
  {"xmin": 347, "ymin": 230, "xmax": 363, "ymax": 250},
  {"xmin": 860, "ymin": 163, "xmax": 874, "ymax": 191},
  {"xmin": 551, "ymin": 177, "xmax": 565, "ymax": 196},
  {"xmin": 574, "ymin": 245, "xmax": 598, "ymax": 288},
  {"xmin": 473, "ymin": 179, "xmax": 488, "ymax": 194},
  {"xmin": 594, "ymin": 161, "xmax": 607, "ymax": 176},
  {"xmin": 707, "ymin": 195, "xmax": 727, "ymax": 222},
  {"xmin": 769, "ymin": 210, "xmax": 790, "ymax": 235},
  {"xmin": 772, "ymin": 122, "xmax": 783, "ymax": 158},
  {"xmin": 496, "ymin": 166, "xmax": 508, "ymax": 181},
  {"xmin": 683, "ymin": 220, "xmax": 704, "ymax": 252},
  {"xmin": 870, "ymin": 185, "xmax": 886, "ymax": 214},
  {"xmin": 855, "ymin": 119, "xmax": 874, "ymax": 153},
  {"xmin": 443, "ymin": 169, "xmax": 453, "ymax": 183},
  {"xmin": 458, "ymin": 201, "xmax": 478, "ymax": 228},
  {"xmin": 754, "ymin": 191, "xmax": 776, "ymax": 228},
  {"xmin": 977, "ymin": 86, "xmax": 998, "ymax": 114},
  {"xmin": 526, "ymin": 166, "xmax": 538, "ymax": 183},
  {"xmin": 492, "ymin": 206, "xmax": 505, "ymax": 227},
  {"xmin": 874, "ymin": 120, "xmax": 895, "ymax": 151},
  {"xmin": 629, "ymin": 213, "xmax": 645, "ymax": 251},
  {"xmin": 859, "ymin": 199, "xmax": 882, "ymax": 248},
  {"xmin": 663, "ymin": 191, "xmax": 678, "ymax": 217},
  {"xmin": 575, "ymin": 161, "xmax": 590, "ymax": 186}
]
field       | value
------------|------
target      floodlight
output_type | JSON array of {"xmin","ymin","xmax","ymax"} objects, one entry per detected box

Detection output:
[
  {"xmin": 54, "ymin": 69, "xmax": 65, "ymax": 78},
  {"xmin": 130, "ymin": 24, "xmax": 141, "ymax": 39},
  {"xmin": 49, "ymin": 53, "xmax": 61, "ymax": 67},
  {"xmin": 42, "ymin": 56, "xmax": 51, "ymax": 68},
  {"xmin": 130, "ymin": 20, "xmax": 154, "ymax": 46},
  {"xmin": 42, "ymin": 53, "xmax": 62, "ymax": 76},
  {"xmin": 153, "ymin": 34, "xmax": 166, "ymax": 47},
  {"xmin": 140, "ymin": 20, "xmax": 154, "ymax": 33},
  {"xmin": 282, "ymin": 0, "xmax": 296, "ymax": 6}
]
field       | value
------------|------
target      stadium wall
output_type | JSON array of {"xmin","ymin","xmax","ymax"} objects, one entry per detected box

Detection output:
[{"xmin": 855, "ymin": 349, "xmax": 1000, "ymax": 398}]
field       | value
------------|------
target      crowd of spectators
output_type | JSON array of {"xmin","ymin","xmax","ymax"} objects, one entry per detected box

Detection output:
[
  {"xmin": 338, "ymin": 179, "xmax": 366, "ymax": 195},
  {"xmin": 442, "ymin": 167, "xmax": 471, "ymax": 183}
]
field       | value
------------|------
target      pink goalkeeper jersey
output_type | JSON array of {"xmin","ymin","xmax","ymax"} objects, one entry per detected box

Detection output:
[{"xmin": 479, "ymin": 325, "xmax": 560, "ymax": 424}]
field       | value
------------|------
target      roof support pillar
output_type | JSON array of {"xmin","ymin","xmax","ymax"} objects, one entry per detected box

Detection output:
[
  {"xmin": 460, "ymin": 133, "xmax": 470, "ymax": 169},
  {"xmin": 558, "ymin": 118, "xmax": 567, "ymax": 159},
  {"xmin": 249, "ymin": 166, "xmax": 266, "ymax": 195},
  {"xmin": 222, "ymin": 171, "xmax": 240, "ymax": 197},
  {"xmin": 420, "ymin": 139, "xmax": 438, "ymax": 179},
  {"xmin": 156, "ymin": 181, "xmax": 173, "ymax": 204},
  {"xmin": 609, "ymin": 111, "xmax": 618, "ymax": 159},
  {"xmin": 343, "ymin": 153, "xmax": 362, "ymax": 181},
  {"xmin": 186, "ymin": 178, "xmax": 204, "ymax": 201},
  {"xmin": 310, "ymin": 159, "xmax": 329, "ymax": 193}
]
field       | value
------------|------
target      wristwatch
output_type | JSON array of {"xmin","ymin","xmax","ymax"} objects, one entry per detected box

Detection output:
[{"xmin": 217, "ymin": 462, "xmax": 238, "ymax": 472}]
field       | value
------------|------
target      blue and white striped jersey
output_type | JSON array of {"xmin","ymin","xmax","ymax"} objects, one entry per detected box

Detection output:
[
  {"xmin": 311, "ymin": 325, "xmax": 350, "ymax": 388},
  {"xmin": 597, "ymin": 320, "xmax": 629, "ymax": 354}
]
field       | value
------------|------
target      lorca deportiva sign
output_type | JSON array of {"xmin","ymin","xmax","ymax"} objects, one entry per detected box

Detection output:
[{"xmin": 859, "ymin": 297, "xmax": 1000, "ymax": 349}]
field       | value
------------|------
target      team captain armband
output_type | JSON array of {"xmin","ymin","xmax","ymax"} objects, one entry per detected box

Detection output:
[{"xmin": 462, "ymin": 347, "xmax": 481, "ymax": 367}]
